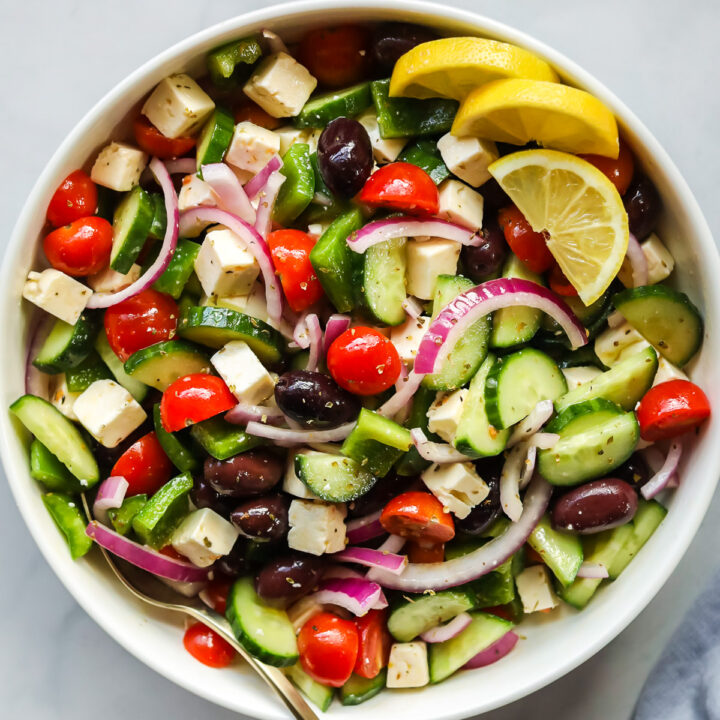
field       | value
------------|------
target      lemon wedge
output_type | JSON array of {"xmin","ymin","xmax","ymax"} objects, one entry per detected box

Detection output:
[
  {"xmin": 489, "ymin": 149, "xmax": 629, "ymax": 304},
  {"xmin": 389, "ymin": 37, "xmax": 558, "ymax": 101},
  {"xmin": 453, "ymin": 78, "xmax": 619, "ymax": 158}
]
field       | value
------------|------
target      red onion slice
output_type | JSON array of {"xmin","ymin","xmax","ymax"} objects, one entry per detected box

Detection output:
[
  {"xmin": 376, "ymin": 534, "xmax": 406, "ymax": 554},
  {"xmin": 625, "ymin": 232, "xmax": 649, "ymax": 288},
  {"xmin": 261, "ymin": 29, "xmax": 289, "ymax": 55},
  {"xmin": 519, "ymin": 446, "xmax": 537, "ymax": 491},
  {"xmin": 304, "ymin": 314, "xmax": 323, "ymax": 372},
  {"xmin": 420, "ymin": 612, "xmax": 473, "ymax": 643},
  {"xmin": 201, "ymin": 163, "xmax": 256, "ymax": 224},
  {"xmin": 410, "ymin": 428, "xmax": 471, "ymax": 464},
  {"xmin": 507, "ymin": 400, "xmax": 554, "ymax": 447},
  {"xmin": 402, "ymin": 296, "xmax": 425, "ymax": 319},
  {"xmin": 642, "ymin": 440, "xmax": 683, "ymax": 499},
  {"xmin": 244, "ymin": 155, "xmax": 283, "ymax": 200},
  {"xmin": 254, "ymin": 171, "xmax": 285, "ymax": 239},
  {"xmin": 245, "ymin": 421, "xmax": 355, "ymax": 444},
  {"xmin": 346, "ymin": 510, "xmax": 385, "ymax": 544},
  {"xmin": 323, "ymin": 314, "xmax": 351, "ymax": 353},
  {"xmin": 165, "ymin": 157, "xmax": 197, "ymax": 175},
  {"xmin": 332, "ymin": 546, "xmax": 408, "ymax": 575},
  {"xmin": 92, "ymin": 476, "xmax": 129, "ymax": 525},
  {"xmin": 576, "ymin": 562, "xmax": 609, "ymax": 579},
  {"xmin": 367, "ymin": 474, "xmax": 551, "ymax": 592},
  {"xmin": 463, "ymin": 631, "xmax": 519, "ymax": 669},
  {"xmin": 225, "ymin": 402, "xmax": 285, "ymax": 426},
  {"xmin": 377, "ymin": 371, "xmax": 424, "ymax": 418},
  {"xmin": 25, "ymin": 315, "xmax": 53, "ymax": 397},
  {"xmin": 500, "ymin": 442, "xmax": 527, "ymax": 522},
  {"xmin": 309, "ymin": 577, "xmax": 386, "ymax": 617}
]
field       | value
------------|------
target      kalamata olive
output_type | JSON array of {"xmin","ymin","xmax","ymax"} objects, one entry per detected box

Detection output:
[
  {"xmin": 370, "ymin": 22, "xmax": 438, "ymax": 75},
  {"xmin": 317, "ymin": 117, "xmax": 373, "ymax": 197},
  {"xmin": 275, "ymin": 370, "xmax": 361, "ymax": 428},
  {"xmin": 462, "ymin": 218, "xmax": 508, "ymax": 282},
  {"xmin": 255, "ymin": 553, "xmax": 325, "ymax": 604},
  {"xmin": 190, "ymin": 477, "xmax": 236, "ymax": 518},
  {"xmin": 624, "ymin": 174, "xmax": 661, "ymax": 240},
  {"xmin": 231, "ymin": 494, "xmax": 289, "ymax": 541},
  {"xmin": 614, "ymin": 453, "xmax": 651, "ymax": 488},
  {"xmin": 347, "ymin": 472, "xmax": 420, "ymax": 518},
  {"xmin": 478, "ymin": 179, "xmax": 511, "ymax": 211},
  {"xmin": 204, "ymin": 450, "xmax": 284, "ymax": 498},
  {"xmin": 214, "ymin": 537, "xmax": 250, "ymax": 578},
  {"xmin": 552, "ymin": 478, "xmax": 638, "ymax": 534},
  {"xmin": 456, "ymin": 459, "xmax": 503, "ymax": 536}
]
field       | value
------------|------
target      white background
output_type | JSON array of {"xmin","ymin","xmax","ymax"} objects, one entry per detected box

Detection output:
[{"xmin": 0, "ymin": 1, "xmax": 718, "ymax": 718}]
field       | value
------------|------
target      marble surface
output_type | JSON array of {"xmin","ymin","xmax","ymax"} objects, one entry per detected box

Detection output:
[{"xmin": 1, "ymin": 1, "xmax": 719, "ymax": 718}]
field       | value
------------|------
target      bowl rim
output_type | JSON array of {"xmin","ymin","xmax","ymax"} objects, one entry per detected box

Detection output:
[{"xmin": 2, "ymin": 1, "xmax": 719, "ymax": 718}]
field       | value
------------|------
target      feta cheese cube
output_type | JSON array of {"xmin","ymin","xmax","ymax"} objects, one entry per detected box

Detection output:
[
  {"xmin": 357, "ymin": 110, "xmax": 407, "ymax": 163},
  {"xmin": 516, "ymin": 565, "xmax": 559, "ymax": 613},
  {"xmin": 243, "ymin": 52, "xmax": 317, "ymax": 118},
  {"xmin": 421, "ymin": 462, "xmax": 490, "ymax": 519},
  {"xmin": 91, "ymin": 142, "xmax": 147, "ymax": 191},
  {"xmin": 561, "ymin": 365, "xmax": 602, "ymax": 390},
  {"xmin": 283, "ymin": 450, "xmax": 322, "ymax": 500},
  {"xmin": 50, "ymin": 374, "xmax": 81, "ymax": 421},
  {"xmin": 437, "ymin": 179, "xmax": 484, "ymax": 231},
  {"xmin": 73, "ymin": 379, "xmax": 146, "ymax": 448},
  {"xmin": 594, "ymin": 321, "xmax": 652, "ymax": 367},
  {"xmin": 194, "ymin": 227, "xmax": 260, "ymax": 297},
  {"xmin": 287, "ymin": 596, "xmax": 328, "ymax": 633},
  {"xmin": 170, "ymin": 508, "xmax": 239, "ymax": 568},
  {"xmin": 653, "ymin": 355, "xmax": 688, "ymax": 387},
  {"xmin": 288, "ymin": 499, "xmax": 347, "ymax": 555},
  {"xmin": 211, "ymin": 340, "xmax": 275, "ymax": 404},
  {"xmin": 386, "ymin": 642, "xmax": 429, "ymax": 688},
  {"xmin": 225, "ymin": 121, "xmax": 281, "ymax": 175},
  {"xmin": 437, "ymin": 133, "xmax": 499, "ymax": 187},
  {"xmin": 274, "ymin": 126, "xmax": 321, "ymax": 156},
  {"xmin": 390, "ymin": 315, "xmax": 430, "ymax": 366},
  {"xmin": 159, "ymin": 578, "xmax": 205, "ymax": 597},
  {"xmin": 23, "ymin": 269, "xmax": 92, "ymax": 325},
  {"xmin": 426, "ymin": 389, "xmax": 468, "ymax": 444},
  {"xmin": 406, "ymin": 238, "xmax": 461, "ymax": 299},
  {"xmin": 177, "ymin": 174, "xmax": 219, "ymax": 237},
  {"xmin": 307, "ymin": 222, "xmax": 331, "ymax": 237},
  {"xmin": 141, "ymin": 73, "xmax": 215, "ymax": 139},
  {"xmin": 618, "ymin": 233, "xmax": 675, "ymax": 287},
  {"xmin": 88, "ymin": 264, "xmax": 141, "ymax": 294}
]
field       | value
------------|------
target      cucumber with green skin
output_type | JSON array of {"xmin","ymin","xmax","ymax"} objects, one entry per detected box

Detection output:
[
  {"xmin": 398, "ymin": 139, "xmax": 450, "ymax": 184},
  {"xmin": 148, "ymin": 193, "xmax": 167, "ymax": 241},
  {"xmin": 294, "ymin": 451, "xmax": 377, "ymax": 502},
  {"xmin": 33, "ymin": 312, "xmax": 100, "ymax": 374},
  {"xmin": 286, "ymin": 664, "xmax": 334, "ymax": 711},
  {"xmin": 340, "ymin": 670, "xmax": 386, "ymax": 706},
  {"xmin": 65, "ymin": 351, "xmax": 112, "ymax": 391},
  {"xmin": 189, "ymin": 416, "xmax": 262, "ymax": 461},
  {"xmin": 30, "ymin": 440, "xmax": 83, "ymax": 493},
  {"xmin": 152, "ymin": 404, "xmax": 199, "ymax": 472},
  {"xmin": 110, "ymin": 185, "xmax": 155, "ymax": 274},
  {"xmin": 356, "ymin": 237, "xmax": 407, "ymax": 326},
  {"xmin": 124, "ymin": 340, "xmax": 212, "ymax": 391},
  {"xmin": 42, "ymin": 492, "xmax": 93, "ymax": 560},
  {"xmin": 294, "ymin": 82, "xmax": 372, "ymax": 128},
  {"xmin": 131, "ymin": 472, "xmax": 193, "ymax": 549},
  {"xmin": 395, "ymin": 385, "xmax": 438, "ymax": 476},
  {"xmin": 108, "ymin": 494, "xmax": 147, "ymax": 536},
  {"xmin": 528, "ymin": 515, "xmax": 583, "ymax": 587},
  {"xmin": 196, "ymin": 107, "xmax": 235, "ymax": 173},
  {"xmin": 274, "ymin": 143, "xmax": 315, "ymax": 226},
  {"xmin": 94, "ymin": 332, "xmax": 148, "ymax": 403},
  {"xmin": 151, "ymin": 239, "xmax": 201, "ymax": 299}
]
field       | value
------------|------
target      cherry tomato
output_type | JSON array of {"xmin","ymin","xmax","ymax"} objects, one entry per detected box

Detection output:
[
  {"xmin": 233, "ymin": 100, "xmax": 283, "ymax": 130},
  {"xmin": 327, "ymin": 327, "xmax": 402, "ymax": 396},
  {"xmin": 110, "ymin": 431, "xmax": 173, "ymax": 497},
  {"xmin": 497, "ymin": 205, "xmax": 554, "ymax": 274},
  {"xmin": 298, "ymin": 612, "xmax": 359, "ymax": 687},
  {"xmin": 548, "ymin": 263, "xmax": 578, "ymax": 297},
  {"xmin": 636, "ymin": 379, "xmax": 710, "ymax": 442},
  {"xmin": 160, "ymin": 374, "xmax": 237, "ymax": 433},
  {"xmin": 299, "ymin": 25, "xmax": 370, "ymax": 88},
  {"xmin": 46, "ymin": 170, "xmax": 98, "ymax": 227},
  {"xmin": 357, "ymin": 162, "xmax": 439, "ymax": 214},
  {"xmin": 133, "ymin": 116, "xmax": 196, "ymax": 159},
  {"xmin": 580, "ymin": 139, "xmax": 635, "ymax": 196},
  {"xmin": 267, "ymin": 229, "xmax": 325, "ymax": 312},
  {"xmin": 160, "ymin": 545, "xmax": 186, "ymax": 561},
  {"xmin": 103, "ymin": 289, "xmax": 178, "ymax": 362},
  {"xmin": 525, "ymin": 546, "xmax": 545, "ymax": 565},
  {"xmin": 406, "ymin": 540, "xmax": 445, "ymax": 564},
  {"xmin": 483, "ymin": 605, "xmax": 514, "ymax": 622},
  {"xmin": 203, "ymin": 575, "xmax": 233, "ymax": 615},
  {"xmin": 183, "ymin": 622, "xmax": 236, "ymax": 668},
  {"xmin": 380, "ymin": 491, "xmax": 455, "ymax": 544},
  {"xmin": 43, "ymin": 216, "xmax": 113, "ymax": 277},
  {"xmin": 354, "ymin": 609, "xmax": 391, "ymax": 679}
]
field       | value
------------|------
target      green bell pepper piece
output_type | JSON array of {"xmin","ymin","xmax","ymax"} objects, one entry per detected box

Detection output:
[
  {"xmin": 274, "ymin": 143, "xmax": 315, "ymax": 226},
  {"xmin": 207, "ymin": 36, "xmax": 262, "ymax": 87},
  {"xmin": 398, "ymin": 139, "xmax": 451, "ymax": 184},
  {"xmin": 42, "ymin": 492, "xmax": 93, "ymax": 560}
]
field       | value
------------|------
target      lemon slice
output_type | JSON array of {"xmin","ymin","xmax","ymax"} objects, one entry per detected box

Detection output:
[
  {"xmin": 453, "ymin": 78, "xmax": 619, "ymax": 157},
  {"xmin": 389, "ymin": 37, "xmax": 558, "ymax": 101},
  {"xmin": 489, "ymin": 149, "xmax": 629, "ymax": 304}
]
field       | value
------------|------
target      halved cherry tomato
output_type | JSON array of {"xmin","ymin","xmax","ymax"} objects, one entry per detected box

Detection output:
[
  {"xmin": 299, "ymin": 25, "xmax": 370, "ymax": 88},
  {"xmin": 183, "ymin": 622, "xmax": 236, "ymax": 668},
  {"xmin": 110, "ymin": 431, "xmax": 173, "ymax": 497},
  {"xmin": 46, "ymin": 170, "xmax": 98, "ymax": 227},
  {"xmin": 636, "ymin": 379, "xmax": 710, "ymax": 442},
  {"xmin": 498, "ymin": 205, "xmax": 554, "ymax": 274},
  {"xmin": 357, "ymin": 162, "xmax": 439, "ymax": 215},
  {"xmin": 133, "ymin": 116, "xmax": 196, "ymax": 159},
  {"xmin": 43, "ymin": 216, "xmax": 113, "ymax": 277},
  {"xmin": 327, "ymin": 326, "xmax": 402, "ymax": 396},
  {"xmin": 354, "ymin": 609, "xmax": 391, "ymax": 679},
  {"xmin": 233, "ymin": 100, "xmax": 283, "ymax": 130},
  {"xmin": 380, "ymin": 491, "xmax": 455, "ymax": 544},
  {"xmin": 406, "ymin": 541, "xmax": 445, "ymax": 564},
  {"xmin": 548, "ymin": 263, "xmax": 578, "ymax": 297},
  {"xmin": 103, "ymin": 289, "xmax": 178, "ymax": 362},
  {"xmin": 525, "ymin": 546, "xmax": 545, "ymax": 565},
  {"xmin": 484, "ymin": 605, "xmax": 514, "ymax": 622},
  {"xmin": 203, "ymin": 575, "xmax": 233, "ymax": 615},
  {"xmin": 267, "ymin": 229, "xmax": 325, "ymax": 312},
  {"xmin": 580, "ymin": 139, "xmax": 634, "ymax": 196},
  {"xmin": 160, "ymin": 374, "xmax": 237, "ymax": 433},
  {"xmin": 298, "ymin": 612, "xmax": 359, "ymax": 687},
  {"xmin": 160, "ymin": 545, "xmax": 186, "ymax": 561}
]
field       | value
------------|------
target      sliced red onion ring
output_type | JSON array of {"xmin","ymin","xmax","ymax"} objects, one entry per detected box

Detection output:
[
  {"xmin": 261, "ymin": 28, "xmax": 289, "ymax": 54},
  {"xmin": 415, "ymin": 279, "xmax": 587, "ymax": 375},
  {"xmin": 463, "ymin": 631, "xmax": 519, "ymax": 669},
  {"xmin": 244, "ymin": 421, "xmax": 355, "ymax": 444},
  {"xmin": 201, "ymin": 163, "xmax": 256, "ymax": 224},
  {"xmin": 307, "ymin": 442, "xmax": 343, "ymax": 454},
  {"xmin": 348, "ymin": 217, "xmax": 481, "ymax": 254},
  {"xmin": 244, "ymin": 155, "xmax": 283, "ymax": 200},
  {"xmin": 305, "ymin": 314, "xmax": 322, "ymax": 372},
  {"xmin": 500, "ymin": 442, "xmax": 527, "ymax": 522},
  {"xmin": 346, "ymin": 510, "xmax": 385, "ymax": 544},
  {"xmin": 625, "ymin": 232, "xmax": 649, "ymax": 288},
  {"xmin": 323, "ymin": 314, "xmax": 351, "ymax": 353},
  {"xmin": 410, "ymin": 428, "xmax": 471, "ymax": 464},
  {"xmin": 88, "ymin": 158, "xmax": 178, "ymax": 308},
  {"xmin": 576, "ymin": 562, "xmax": 609, "ymax": 579},
  {"xmin": 376, "ymin": 534, "xmax": 406, "ymax": 554},
  {"xmin": 377, "ymin": 371, "xmax": 424, "ymax": 418},
  {"xmin": 225, "ymin": 402, "xmax": 285, "ymax": 426},
  {"xmin": 519, "ymin": 446, "xmax": 537, "ymax": 491},
  {"xmin": 332, "ymin": 546, "xmax": 407, "ymax": 575},
  {"xmin": 254, "ymin": 171, "xmax": 285, "ymax": 239},
  {"xmin": 92, "ymin": 476, "xmax": 129, "ymax": 525},
  {"xmin": 528, "ymin": 432, "xmax": 559, "ymax": 450},
  {"xmin": 642, "ymin": 440, "xmax": 683, "ymax": 500},
  {"xmin": 25, "ymin": 314, "xmax": 53, "ymax": 397},
  {"xmin": 420, "ymin": 612, "xmax": 472, "ymax": 643},
  {"xmin": 507, "ymin": 400, "xmax": 554, "ymax": 447},
  {"xmin": 402, "ymin": 296, "xmax": 425, "ymax": 319},
  {"xmin": 164, "ymin": 157, "xmax": 197, "ymax": 175},
  {"xmin": 367, "ymin": 475, "xmax": 551, "ymax": 592},
  {"xmin": 86, "ymin": 521, "xmax": 208, "ymax": 583},
  {"xmin": 309, "ymin": 577, "xmax": 386, "ymax": 617},
  {"xmin": 293, "ymin": 313, "xmax": 311, "ymax": 349}
]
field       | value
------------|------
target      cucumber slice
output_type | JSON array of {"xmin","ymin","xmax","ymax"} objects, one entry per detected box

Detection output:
[
  {"xmin": 226, "ymin": 577, "xmax": 298, "ymax": 667},
  {"xmin": 454, "ymin": 353, "xmax": 510, "ymax": 458},
  {"xmin": 131, "ymin": 472, "xmax": 193, "ymax": 549},
  {"xmin": 42, "ymin": 492, "xmax": 93, "ymax": 560},
  {"xmin": 108, "ymin": 494, "xmax": 147, "ymax": 536},
  {"xmin": 546, "ymin": 397, "xmax": 622, "ymax": 433},
  {"xmin": 30, "ymin": 439, "xmax": 82, "ymax": 493},
  {"xmin": 387, "ymin": 588, "xmax": 476, "ymax": 643},
  {"xmin": 395, "ymin": 385, "xmax": 437, "ymax": 476},
  {"xmin": 148, "ymin": 193, "xmax": 167, "ymax": 241},
  {"xmin": 177, "ymin": 306, "xmax": 285, "ymax": 363},
  {"xmin": 33, "ymin": 312, "xmax": 100, "ymax": 374},
  {"xmin": 96, "ymin": 186, "xmax": 119, "ymax": 223},
  {"xmin": 110, "ymin": 185, "xmax": 155, "ymax": 274},
  {"xmin": 94, "ymin": 332, "xmax": 148, "ymax": 403},
  {"xmin": 294, "ymin": 451, "xmax": 377, "ymax": 502},
  {"xmin": 613, "ymin": 285, "xmax": 703, "ymax": 366},
  {"xmin": 152, "ymin": 239, "xmax": 201, "ymax": 299},
  {"xmin": 295, "ymin": 82, "xmax": 372, "ymax": 128},
  {"xmin": 65, "ymin": 351, "xmax": 112, "ymax": 391},
  {"xmin": 340, "ymin": 670, "xmax": 386, "ymax": 706},
  {"xmin": 206, "ymin": 36, "xmax": 262, "ymax": 86},
  {"xmin": 398, "ymin": 139, "xmax": 450, "ymax": 185},
  {"xmin": 341, "ymin": 408, "xmax": 412, "ymax": 477},
  {"xmin": 11, "ymin": 395, "xmax": 99, "ymax": 487},
  {"xmin": 152, "ymin": 405, "xmax": 199, "ymax": 472},
  {"xmin": 196, "ymin": 107, "xmax": 235, "ymax": 172},
  {"xmin": 124, "ymin": 340, "xmax": 211, "ymax": 391},
  {"xmin": 554, "ymin": 346, "xmax": 658, "ymax": 413},
  {"xmin": 286, "ymin": 664, "xmax": 334, "ymax": 711},
  {"xmin": 274, "ymin": 143, "xmax": 315, "ymax": 226},
  {"xmin": 429, "ymin": 612, "xmax": 514, "ymax": 683},
  {"xmin": 528, "ymin": 515, "xmax": 583, "ymax": 587},
  {"xmin": 358, "ymin": 237, "xmax": 407, "ymax": 326},
  {"xmin": 190, "ymin": 416, "xmax": 261, "ymax": 460},
  {"xmin": 484, "ymin": 348, "xmax": 567, "ymax": 429}
]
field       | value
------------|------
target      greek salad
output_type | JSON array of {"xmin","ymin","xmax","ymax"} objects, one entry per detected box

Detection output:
[{"xmin": 12, "ymin": 21, "xmax": 711, "ymax": 709}]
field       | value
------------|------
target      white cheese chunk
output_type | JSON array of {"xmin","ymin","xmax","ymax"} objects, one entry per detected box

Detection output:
[
  {"xmin": 88, "ymin": 264, "xmax": 141, "ymax": 294},
  {"xmin": 283, "ymin": 450, "xmax": 322, "ymax": 500},
  {"xmin": 390, "ymin": 315, "xmax": 430, "ymax": 366},
  {"xmin": 91, "ymin": 142, "xmax": 147, "ymax": 192},
  {"xmin": 421, "ymin": 462, "xmax": 490, "ymax": 519},
  {"xmin": 653, "ymin": 355, "xmax": 688, "ymax": 387},
  {"xmin": 357, "ymin": 110, "xmax": 407, "ymax": 163},
  {"xmin": 211, "ymin": 340, "xmax": 275, "ymax": 404},
  {"xmin": 177, "ymin": 174, "xmax": 219, "ymax": 236},
  {"xmin": 406, "ymin": 238, "xmax": 461, "ymax": 300},
  {"xmin": 288, "ymin": 499, "xmax": 347, "ymax": 556},
  {"xmin": 243, "ymin": 53, "xmax": 317, "ymax": 118},
  {"xmin": 274, "ymin": 126, "xmax": 321, "ymax": 156},
  {"xmin": 427, "ymin": 389, "xmax": 469, "ymax": 444},
  {"xmin": 226, "ymin": 121, "xmax": 281, "ymax": 175},
  {"xmin": 22, "ymin": 269, "xmax": 92, "ymax": 325},
  {"xmin": 516, "ymin": 565, "xmax": 559, "ymax": 613},
  {"xmin": 307, "ymin": 222, "xmax": 331, "ymax": 237},
  {"xmin": 386, "ymin": 642, "xmax": 429, "ymax": 688},
  {"xmin": 171, "ymin": 508, "xmax": 239, "ymax": 568},
  {"xmin": 159, "ymin": 578, "xmax": 206, "ymax": 597},
  {"xmin": 594, "ymin": 321, "xmax": 652, "ymax": 367},
  {"xmin": 618, "ymin": 233, "xmax": 675, "ymax": 287},
  {"xmin": 194, "ymin": 227, "xmax": 260, "ymax": 298},
  {"xmin": 73, "ymin": 379, "xmax": 146, "ymax": 448},
  {"xmin": 437, "ymin": 179, "xmax": 485, "ymax": 231},
  {"xmin": 437, "ymin": 133, "xmax": 499, "ymax": 187},
  {"xmin": 50, "ymin": 374, "xmax": 81, "ymax": 421},
  {"xmin": 141, "ymin": 73, "xmax": 215, "ymax": 139},
  {"xmin": 561, "ymin": 365, "xmax": 603, "ymax": 390}
]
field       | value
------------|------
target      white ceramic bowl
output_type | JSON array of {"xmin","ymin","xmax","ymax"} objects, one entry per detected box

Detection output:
[{"xmin": 2, "ymin": 2, "xmax": 718, "ymax": 718}]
